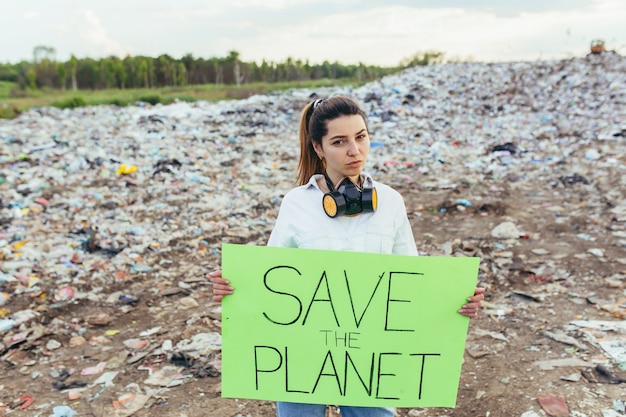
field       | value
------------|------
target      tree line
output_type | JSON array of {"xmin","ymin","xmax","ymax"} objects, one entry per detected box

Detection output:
[{"xmin": 0, "ymin": 47, "xmax": 446, "ymax": 92}]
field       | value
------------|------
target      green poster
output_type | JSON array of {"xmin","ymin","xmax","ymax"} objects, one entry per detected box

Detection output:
[{"xmin": 221, "ymin": 244, "xmax": 479, "ymax": 407}]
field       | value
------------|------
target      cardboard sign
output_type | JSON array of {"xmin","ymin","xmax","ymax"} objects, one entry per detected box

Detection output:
[{"xmin": 221, "ymin": 244, "xmax": 479, "ymax": 407}]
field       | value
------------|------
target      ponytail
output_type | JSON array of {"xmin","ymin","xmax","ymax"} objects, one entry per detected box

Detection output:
[
  {"xmin": 297, "ymin": 102, "xmax": 325, "ymax": 185},
  {"xmin": 296, "ymin": 96, "xmax": 367, "ymax": 186}
]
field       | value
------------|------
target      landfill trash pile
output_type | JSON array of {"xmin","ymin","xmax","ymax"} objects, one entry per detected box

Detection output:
[{"xmin": 0, "ymin": 52, "xmax": 625, "ymax": 416}]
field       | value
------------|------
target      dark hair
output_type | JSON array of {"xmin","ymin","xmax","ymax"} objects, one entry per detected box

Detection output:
[{"xmin": 297, "ymin": 96, "xmax": 368, "ymax": 185}]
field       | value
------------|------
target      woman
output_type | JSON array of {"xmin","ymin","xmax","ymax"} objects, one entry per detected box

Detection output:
[{"xmin": 210, "ymin": 96, "xmax": 485, "ymax": 417}]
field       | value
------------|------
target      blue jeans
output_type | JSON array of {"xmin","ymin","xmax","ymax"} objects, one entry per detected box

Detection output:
[{"xmin": 276, "ymin": 402, "xmax": 395, "ymax": 417}]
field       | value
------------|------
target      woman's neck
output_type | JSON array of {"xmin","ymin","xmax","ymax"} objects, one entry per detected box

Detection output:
[{"xmin": 324, "ymin": 173, "xmax": 362, "ymax": 190}]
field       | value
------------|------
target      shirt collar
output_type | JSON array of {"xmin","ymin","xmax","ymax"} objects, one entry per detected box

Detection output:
[{"xmin": 306, "ymin": 173, "xmax": 374, "ymax": 191}]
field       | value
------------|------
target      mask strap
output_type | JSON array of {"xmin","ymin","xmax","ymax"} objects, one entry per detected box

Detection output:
[
  {"xmin": 324, "ymin": 173, "xmax": 336, "ymax": 191},
  {"xmin": 324, "ymin": 174, "xmax": 364, "ymax": 192}
]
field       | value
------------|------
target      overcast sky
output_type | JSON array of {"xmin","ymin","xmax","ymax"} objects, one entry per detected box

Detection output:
[{"xmin": 1, "ymin": 0, "xmax": 625, "ymax": 66}]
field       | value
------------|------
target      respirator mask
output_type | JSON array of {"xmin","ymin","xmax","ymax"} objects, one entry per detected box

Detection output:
[{"xmin": 322, "ymin": 175, "xmax": 377, "ymax": 218}]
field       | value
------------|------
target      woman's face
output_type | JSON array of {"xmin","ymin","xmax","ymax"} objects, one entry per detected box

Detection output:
[{"xmin": 313, "ymin": 114, "xmax": 370, "ymax": 186}]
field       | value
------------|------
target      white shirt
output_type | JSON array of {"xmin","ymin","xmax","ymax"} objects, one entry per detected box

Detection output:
[{"xmin": 267, "ymin": 174, "xmax": 418, "ymax": 256}]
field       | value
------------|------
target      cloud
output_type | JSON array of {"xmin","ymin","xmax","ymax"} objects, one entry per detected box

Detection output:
[
  {"xmin": 230, "ymin": 0, "xmax": 316, "ymax": 9},
  {"xmin": 1, "ymin": 0, "xmax": 624, "ymax": 64},
  {"xmin": 48, "ymin": 23, "xmax": 70, "ymax": 34},
  {"xmin": 78, "ymin": 9, "xmax": 130, "ymax": 57},
  {"xmin": 22, "ymin": 10, "xmax": 39, "ymax": 19},
  {"xmin": 224, "ymin": 1, "xmax": 626, "ymax": 65}
]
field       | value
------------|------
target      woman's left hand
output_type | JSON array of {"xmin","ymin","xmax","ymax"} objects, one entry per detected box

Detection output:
[{"xmin": 458, "ymin": 287, "xmax": 485, "ymax": 319}]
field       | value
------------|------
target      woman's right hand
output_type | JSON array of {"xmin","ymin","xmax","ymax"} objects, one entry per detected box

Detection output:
[{"xmin": 208, "ymin": 270, "xmax": 233, "ymax": 302}]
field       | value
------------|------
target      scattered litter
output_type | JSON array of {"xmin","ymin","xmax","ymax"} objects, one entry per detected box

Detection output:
[
  {"xmin": 581, "ymin": 364, "xmax": 626, "ymax": 384},
  {"xmin": 541, "ymin": 330, "xmax": 588, "ymax": 351},
  {"xmin": 571, "ymin": 320, "xmax": 626, "ymax": 369},
  {"xmin": 52, "ymin": 405, "xmax": 78, "ymax": 417},
  {"xmin": 14, "ymin": 394, "xmax": 35, "ymax": 410},
  {"xmin": 571, "ymin": 320, "xmax": 626, "ymax": 333},
  {"xmin": 81, "ymin": 362, "xmax": 107, "ymax": 376},
  {"xmin": 92, "ymin": 371, "xmax": 120, "ymax": 387},
  {"xmin": 537, "ymin": 394, "xmax": 569, "ymax": 417},
  {"xmin": 588, "ymin": 248, "xmax": 605, "ymax": 258},
  {"xmin": 534, "ymin": 358, "xmax": 593, "ymax": 370},
  {"xmin": 139, "ymin": 327, "xmax": 161, "ymax": 337},
  {"xmin": 110, "ymin": 393, "xmax": 152, "ymax": 417},
  {"xmin": 560, "ymin": 373, "xmax": 582, "ymax": 382},
  {"xmin": 473, "ymin": 328, "xmax": 509, "ymax": 342},
  {"xmin": 143, "ymin": 365, "xmax": 185, "ymax": 387},
  {"xmin": 0, "ymin": 53, "xmax": 625, "ymax": 416},
  {"xmin": 175, "ymin": 332, "xmax": 222, "ymax": 357},
  {"xmin": 491, "ymin": 222, "xmax": 522, "ymax": 239}
]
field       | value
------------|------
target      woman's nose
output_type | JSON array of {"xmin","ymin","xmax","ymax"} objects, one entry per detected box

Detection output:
[{"xmin": 347, "ymin": 140, "xmax": 359, "ymax": 156}]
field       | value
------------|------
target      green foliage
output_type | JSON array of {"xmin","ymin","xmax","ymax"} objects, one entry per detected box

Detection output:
[
  {"xmin": 9, "ymin": 87, "xmax": 28, "ymax": 98},
  {"xmin": 33, "ymin": 45, "xmax": 56, "ymax": 63},
  {"xmin": 0, "ymin": 80, "xmax": 16, "ymax": 98},
  {"xmin": 27, "ymin": 69, "xmax": 36, "ymax": 90},
  {"xmin": 56, "ymin": 62, "xmax": 67, "ymax": 89},
  {"xmin": 0, "ymin": 103, "xmax": 18, "ymax": 119},
  {"xmin": 137, "ymin": 94, "xmax": 162, "ymax": 105},
  {"xmin": 52, "ymin": 96, "xmax": 87, "ymax": 109},
  {"xmin": 0, "ymin": 49, "xmax": 411, "ymax": 93},
  {"xmin": 106, "ymin": 98, "xmax": 131, "ymax": 107},
  {"xmin": 163, "ymin": 95, "xmax": 197, "ymax": 104},
  {"xmin": 0, "ymin": 64, "xmax": 19, "ymax": 82},
  {"xmin": 176, "ymin": 62, "xmax": 187, "ymax": 87},
  {"xmin": 3, "ymin": 47, "xmax": 457, "ymax": 103},
  {"xmin": 0, "ymin": 77, "xmax": 373, "ymax": 118},
  {"xmin": 400, "ymin": 51, "xmax": 446, "ymax": 67}
]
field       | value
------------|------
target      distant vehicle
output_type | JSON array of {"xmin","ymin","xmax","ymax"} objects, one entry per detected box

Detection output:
[{"xmin": 590, "ymin": 39, "xmax": 606, "ymax": 54}]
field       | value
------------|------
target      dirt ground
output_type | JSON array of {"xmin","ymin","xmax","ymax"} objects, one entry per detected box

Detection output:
[{"xmin": 1, "ymin": 168, "xmax": 625, "ymax": 417}]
